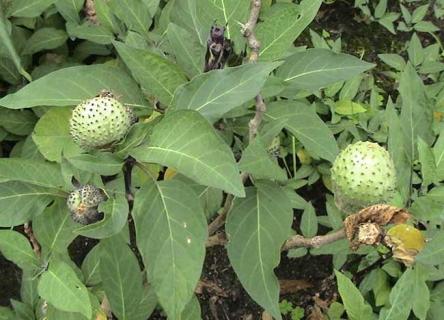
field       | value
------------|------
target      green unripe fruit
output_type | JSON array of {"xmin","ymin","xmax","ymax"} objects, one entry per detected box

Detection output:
[
  {"xmin": 67, "ymin": 185, "xmax": 106, "ymax": 224},
  {"xmin": 331, "ymin": 141, "xmax": 396, "ymax": 214},
  {"xmin": 69, "ymin": 96, "xmax": 134, "ymax": 150}
]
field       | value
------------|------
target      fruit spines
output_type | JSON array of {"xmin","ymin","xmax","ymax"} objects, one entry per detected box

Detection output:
[{"xmin": 331, "ymin": 141, "xmax": 397, "ymax": 214}]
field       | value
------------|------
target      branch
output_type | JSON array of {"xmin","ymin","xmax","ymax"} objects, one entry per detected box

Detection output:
[
  {"xmin": 24, "ymin": 223, "xmax": 41, "ymax": 257},
  {"xmin": 206, "ymin": 228, "xmax": 346, "ymax": 251}
]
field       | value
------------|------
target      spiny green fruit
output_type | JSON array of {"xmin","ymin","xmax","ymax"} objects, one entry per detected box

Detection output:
[
  {"xmin": 67, "ymin": 184, "xmax": 106, "ymax": 224},
  {"xmin": 70, "ymin": 95, "xmax": 134, "ymax": 150},
  {"xmin": 331, "ymin": 141, "xmax": 396, "ymax": 214}
]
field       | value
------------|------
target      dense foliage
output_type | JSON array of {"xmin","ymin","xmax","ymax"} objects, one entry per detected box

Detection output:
[{"xmin": 0, "ymin": 0, "xmax": 444, "ymax": 319}]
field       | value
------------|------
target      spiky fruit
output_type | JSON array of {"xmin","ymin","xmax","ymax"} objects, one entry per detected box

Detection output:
[
  {"xmin": 70, "ymin": 96, "xmax": 134, "ymax": 150},
  {"xmin": 331, "ymin": 141, "xmax": 396, "ymax": 214},
  {"xmin": 67, "ymin": 185, "xmax": 106, "ymax": 224}
]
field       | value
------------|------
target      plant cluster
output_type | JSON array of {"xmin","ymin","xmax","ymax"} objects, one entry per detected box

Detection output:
[{"xmin": 0, "ymin": 0, "xmax": 443, "ymax": 319}]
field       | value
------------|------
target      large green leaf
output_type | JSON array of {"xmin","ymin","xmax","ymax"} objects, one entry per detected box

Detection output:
[
  {"xmin": 399, "ymin": 63, "xmax": 434, "ymax": 163},
  {"xmin": 0, "ymin": 158, "xmax": 65, "ymax": 189},
  {"xmin": 0, "ymin": 109, "xmax": 36, "ymax": 136},
  {"xmin": 275, "ymin": 49, "xmax": 374, "ymax": 92},
  {"xmin": 0, "ymin": 8, "xmax": 31, "ymax": 81},
  {"xmin": 38, "ymin": 260, "xmax": 92, "ymax": 319},
  {"xmin": 67, "ymin": 152, "xmax": 123, "ymax": 176},
  {"xmin": 74, "ymin": 193, "xmax": 128, "ymax": 239},
  {"xmin": 100, "ymin": 236, "xmax": 150, "ymax": 320},
  {"xmin": 379, "ymin": 268, "xmax": 414, "ymax": 320},
  {"xmin": 132, "ymin": 179, "xmax": 207, "ymax": 319},
  {"xmin": 265, "ymin": 101, "xmax": 339, "ymax": 162},
  {"xmin": 32, "ymin": 108, "xmax": 83, "ymax": 163},
  {"xmin": 170, "ymin": 0, "xmax": 207, "ymax": 46},
  {"xmin": 0, "ymin": 230, "xmax": 39, "ymax": 271},
  {"xmin": 335, "ymin": 271, "xmax": 374, "ymax": 320},
  {"xmin": 55, "ymin": 0, "xmax": 84, "ymax": 24},
  {"xmin": 109, "ymin": 0, "xmax": 152, "ymax": 37},
  {"xmin": 131, "ymin": 110, "xmax": 244, "ymax": 197},
  {"xmin": 167, "ymin": 23, "xmax": 205, "ymax": 78},
  {"xmin": 67, "ymin": 22, "xmax": 114, "ymax": 45},
  {"xmin": 22, "ymin": 28, "xmax": 68, "ymax": 55},
  {"xmin": 256, "ymin": 0, "xmax": 322, "ymax": 61},
  {"xmin": 5, "ymin": 0, "xmax": 56, "ymax": 17},
  {"xmin": 171, "ymin": 62, "xmax": 280, "ymax": 122},
  {"xmin": 33, "ymin": 200, "xmax": 78, "ymax": 255},
  {"xmin": 0, "ymin": 64, "xmax": 148, "ymax": 109},
  {"xmin": 114, "ymin": 41, "xmax": 187, "ymax": 106},
  {"xmin": 0, "ymin": 182, "xmax": 61, "ymax": 227},
  {"xmin": 226, "ymin": 182, "xmax": 293, "ymax": 319}
]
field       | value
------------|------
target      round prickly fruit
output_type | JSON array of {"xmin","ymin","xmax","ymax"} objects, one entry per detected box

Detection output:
[
  {"xmin": 69, "ymin": 96, "xmax": 134, "ymax": 150},
  {"xmin": 331, "ymin": 141, "xmax": 396, "ymax": 214},
  {"xmin": 67, "ymin": 185, "xmax": 106, "ymax": 225}
]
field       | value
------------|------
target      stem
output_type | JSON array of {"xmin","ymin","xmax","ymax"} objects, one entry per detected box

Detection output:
[{"xmin": 124, "ymin": 157, "xmax": 136, "ymax": 202}]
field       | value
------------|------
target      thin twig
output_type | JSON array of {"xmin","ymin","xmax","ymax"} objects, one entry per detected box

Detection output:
[
  {"xmin": 24, "ymin": 223, "xmax": 41, "ymax": 257},
  {"xmin": 206, "ymin": 228, "xmax": 346, "ymax": 251}
]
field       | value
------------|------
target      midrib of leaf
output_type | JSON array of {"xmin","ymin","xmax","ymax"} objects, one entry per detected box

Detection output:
[
  {"xmin": 9, "ymin": 0, "xmax": 48, "ymax": 16},
  {"xmin": 48, "ymin": 214, "xmax": 70, "ymax": 253},
  {"xmin": 156, "ymin": 183, "xmax": 178, "ymax": 315},
  {"xmin": 115, "ymin": 261, "xmax": 127, "ymax": 320},
  {"xmin": 47, "ymin": 268, "xmax": 86, "ymax": 310},
  {"xmin": 0, "ymin": 191, "xmax": 62, "ymax": 200},
  {"xmin": 193, "ymin": 73, "xmax": 256, "ymax": 111},
  {"xmin": 171, "ymin": 28, "xmax": 201, "ymax": 75},
  {"xmin": 260, "ymin": 15, "xmax": 302, "ymax": 58},
  {"xmin": 147, "ymin": 146, "xmax": 239, "ymax": 193},
  {"xmin": 255, "ymin": 193, "xmax": 274, "ymax": 308},
  {"xmin": 84, "ymin": 260, "xmax": 100, "ymax": 284},
  {"xmin": 284, "ymin": 65, "xmax": 367, "ymax": 82},
  {"xmin": 126, "ymin": 3, "xmax": 148, "ymax": 36},
  {"xmin": 188, "ymin": 0, "xmax": 204, "ymax": 45},
  {"xmin": 29, "ymin": 33, "xmax": 66, "ymax": 49},
  {"xmin": 219, "ymin": 0, "xmax": 230, "ymax": 38}
]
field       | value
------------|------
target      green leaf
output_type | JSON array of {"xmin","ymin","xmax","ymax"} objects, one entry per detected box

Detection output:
[
  {"xmin": 0, "ymin": 109, "xmax": 36, "ymax": 136},
  {"xmin": 0, "ymin": 158, "xmax": 65, "ymax": 189},
  {"xmin": 380, "ymin": 268, "xmax": 414, "ymax": 320},
  {"xmin": 67, "ymin": 22, "xmax": 115, "ymax": 45},
  {"xmin": 132, "ymin": 179, "xmax": 207, "ymax": 319},
  {"xmin": 114, "ymin": 41, "xmax": 187, "ymax": 106},
  {"xmin": 414, "ymin": 21, "xmax": 439, "ymax": 32},
  {"xmin": 109, "ymin": 0, "xmax": 152, "ymax": 37},
  {"xmin": 0, "ymin": 64, "xmax": 148, "ymax": 109},
  {"xmin": 335, "ymin": 270, "xmax": 374, "ymax": 320},
  {"xmin": 276, "ymin": 49, "xmax": 374, "ymax": 92},
  {"xmin": 181, "ymin": 295, "xmax": 201, "ymax": 320},
  {"xmin": 0, "ymin": 182, "xmax": 60, "ymax": 227},
  {"xmin": 265, "ymin": 101, "xmax": 339, "ymax": 162},
  {"xmin": 38, "ymin": 260, "xmax": 92, "ymax": 319},
  {"xmin": 238, "ymin": 137, "xmax": 287, "ymax": 181},
  {"xmin": 411, "ymin": 265, "xmax": 430, "ymax": 320},
  {"xmin": 0, "ymin": 8, "xmax": 31, "ymax": 81},
  {"xmin": 55, "ymin": 0, "xmax": 84, "ymax": 24},
  {"xmin": 6, "ymin": 0, "xmax": 55, "ymax": 17},
  {"xmin": 335, "ymin": 100, "xmax": 367, "ymax": 115},
  {"xmin": 171, "ymin": 62, "xmax": 281, "ymax": 122},
  {"xmin": 300, "ymin": 202, "xmax": 318, "ymax": 237},
  {"xmin": 167, "ymin": 23, "xmax": 205, "ymax": 78},
  {"xmin": 170, "ymin": 0, "xmax": 207, "ymax": 46},
  {"xmin": 411, "ymin": 4, "xmax": 429, "ymax": 23},
  {"xmin": 226, "ymin": 182, "xmax": 293, "ymax": 319},
  {"xmin": 74, "ymin": 193, "xmax": 128, "ymax": 239},
  {"xmin": 0, "ymin": 230, "xmax": 39, "ymax": 270},
  {"xmin": 433, "ymin": 128, "xmax": 444, "ymax": 180},
  {"xmin": 256, "ymin": 0, "xmax": 323, "ymax": 61},
  {"xmin": 131, "ymin": 110, "xmax": 244, "ymax": 197},
  {"xmin": 22, "ymin": 28, "xmax": 68, "ymax": 55},
  {"xmin": 416, "ymin": 231, "xmax": 444, "ymax": 265},
  {"xmin": 407, "ymin": 33, "xmax": 424, "ymax": 67},
  {"xmin": 100, "ymin": 236, "xmax": 149, "ymax": 320},
  {"xmin": 378, "ymin": 54, "xmax": 406, "ymax": 71},
  {"xmin": 399, "ymin": 63, "xmax": 433, "ymax": 163},
  {"xmin": 33, "ymin": 200, "xmax": 78, "ymax": 255},
  {"xmin": 67, "ymin": 152, "xmax": 123, "ymax": 176},
  {"xmin": 32, "ymin": 108, "xmax": 83, "ymax": 163},
  {"xmin": 417, "ymin": 137, "xmax": 436, "ymax": 187},
  {"xmin": 81, "ymin": 244, "xmax": 102, "ymax": 286}
]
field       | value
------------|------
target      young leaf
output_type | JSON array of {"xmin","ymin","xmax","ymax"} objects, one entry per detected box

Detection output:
[
  {"xmin": 226, "ymin": 182, "xmax": 293, "ymax": 320},
  {"xmin": 114, "ymin": 41, "xmax": 187, "ymax": 106},
  {"xmin": 132, "ymin": 179, "xmax": 207, "ymax": 319},
  {"xmin": 171, "ymin": 62, "xmax": 281, "ymax": 123},
  {"xmin": 100, "ymin": 236, "xmax": 150, "ymax": 320},
  {"xmin": 0, "ymin": 64, "xmax": 148, "ymax": 109},
  {"xmin": 335, "ymin": 270, "xmax": 374, "ymax": 320},
  {"xmin": 300, "ymin": 202, "xmax": 318, "ymax": 238},
  {"xmin": 265, "ymin": 101, "xmax": 339, "ymax": 162},
  {"xmin": 0, "ymin": 230, "xmax": 39, "ymax": 271},
  {"xmin": 276, "ymin": 49, "xmax": 374, "ymax": 92},
  {"xmin": 38, "ymin": 260, "xmax": 92, "ymax": 319},
  {"xmin": 32, "ymin": 108, "xmax": 83, "ymax": 163},
  {"xmin": 131, "ymin": 110, "xmax": 245, "ymax": 197},
  {"xmin": 256, "ymin": 0, "xmax": 323, "ymax": 61},
  {"xmin": 0, "ymin": 182, "xmax": 60, "ymax": 227}
]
